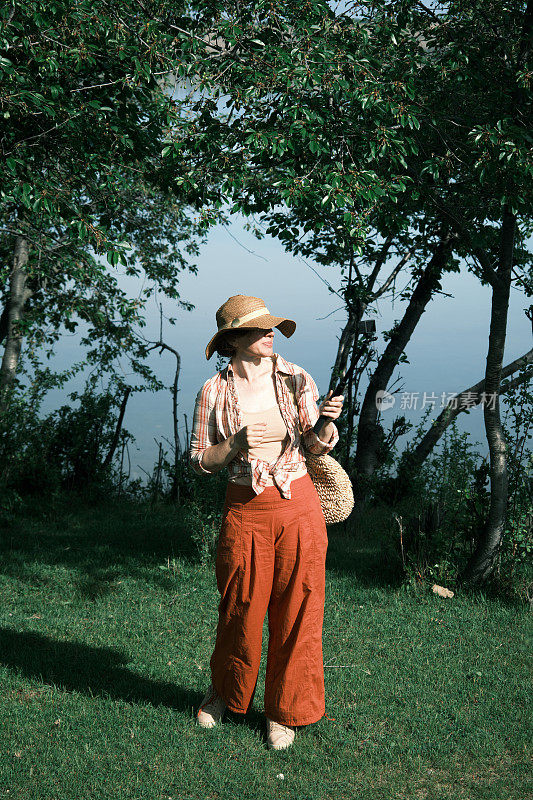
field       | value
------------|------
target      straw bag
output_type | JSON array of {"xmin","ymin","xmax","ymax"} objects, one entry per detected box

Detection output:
[{"xmin": 285, "ymin": 377, "xmax": 354, "ymax": 525}]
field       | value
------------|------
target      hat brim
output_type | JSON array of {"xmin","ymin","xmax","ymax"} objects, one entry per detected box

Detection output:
[{"xmin": 205, "ymin": 315, "xmax": 296, "ymax": 360}]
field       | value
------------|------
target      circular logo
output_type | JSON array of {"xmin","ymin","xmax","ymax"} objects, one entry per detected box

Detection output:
[{"xmin": 375, "ymin": 389, "xmax": 395, "ymax": 410}]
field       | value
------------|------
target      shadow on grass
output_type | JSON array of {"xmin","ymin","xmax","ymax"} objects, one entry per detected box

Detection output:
[
  {"xmin": 0, "ymin": 626, "xmax": 265, "ymax": 731},
  {"xmin": 326, "ymin": 503, "xmax": 404, "ymax": 589},
  {"xmin": 0, "ymin": 492, "xmax": 404, "ymax": 592},
  {"xmin": 0, "ymin": 625, "xmax": 195, "ymax": 709},
  {"xmin": 0, "ymin": 497, "xmax": 202, "ymax": 594}
]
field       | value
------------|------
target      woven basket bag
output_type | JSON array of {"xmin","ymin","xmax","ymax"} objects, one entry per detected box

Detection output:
[{"xmin": 284, "ymin": 376, "xmax": 354, "ymax": 525}]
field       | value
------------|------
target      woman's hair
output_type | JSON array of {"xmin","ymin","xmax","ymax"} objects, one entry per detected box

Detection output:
[{"xmin": 214, "ymin": 329, "xmax": 249, "ymax": 358}]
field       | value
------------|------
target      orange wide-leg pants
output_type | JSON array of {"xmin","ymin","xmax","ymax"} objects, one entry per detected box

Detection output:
[{"xmin": 209, "ymin": 471, "xmax": 328, "ymax": 726}]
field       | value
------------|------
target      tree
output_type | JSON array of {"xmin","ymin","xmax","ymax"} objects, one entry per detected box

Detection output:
[
  {"xmin": 0, "ymin": 0, "xmax": 223, "ymax": 411},
  {"xmin": 168, "ymin": 0, "xmax": 532, "ymax": 583}
]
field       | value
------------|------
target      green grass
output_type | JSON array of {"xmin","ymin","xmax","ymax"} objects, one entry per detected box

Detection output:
[{"xmin": 0, "ymin": 495, "xmax": 531, "ymax": 800}]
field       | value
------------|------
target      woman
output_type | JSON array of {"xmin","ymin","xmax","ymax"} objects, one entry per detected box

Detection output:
[{"xmin": 189, "ymin": 294, "xmax": 343, "ymax": 750}]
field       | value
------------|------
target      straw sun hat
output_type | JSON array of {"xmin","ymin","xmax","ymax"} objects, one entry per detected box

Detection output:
[{"xmin": 205, "ymin": 295, "xmax": 296, "ymax": 360}]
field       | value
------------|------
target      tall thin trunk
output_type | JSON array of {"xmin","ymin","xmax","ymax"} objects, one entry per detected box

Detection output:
[
  {"xmin": 460, "ymin": 208, "xmax": 516, "ymax": 584},
  {"xmin": 184, "ymin": 412, "xmax": 190, "ymax": 454},
  {"xmin": 103, "ymin": 387, "xmax": 132, "ymax": 468},
  {"xmin": 0, "ymin": 304, "xmax": 9, "ymax": 346},
  {"xmin": 457, "ymin": 2, "xmax": 531, "ymax": 582},
  {"xmin": 146, "ymin": 338, "xmax": 181, "ymax": 501},
  {"xmin": 328, "ymin": 311, "xmax": 358, "ymax": 393},
  {"xmin": 329, "ymin": 309, "xmax": 360, "ymax": 469},
  {"xmin": 170, "ymin": 346, "xmax": 182, "ymax": 502},
  {"xmin": 352, "ymin": 231, "xmax": 453, "ymax": 506},
  {"xmin": 0, "ymin": 236, "xmax": 31, "ymax": 412}
]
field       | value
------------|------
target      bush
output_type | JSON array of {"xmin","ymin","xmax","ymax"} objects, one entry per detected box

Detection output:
[
  {"xmin": 377, "ymin": 383, "xmax": 533, "ymax": 603},
  {"xmin": 379, "ymin": 416, "xmax": 485, "ymax": 587},
  {"xmin": 0, "ymin": 375, "xmax": 134, "ymax": 513}
]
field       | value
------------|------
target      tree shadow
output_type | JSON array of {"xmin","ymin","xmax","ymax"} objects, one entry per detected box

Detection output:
[
  {"xmin": 325, "ymin": 506, "xmax": 405, "ymax": 589},
  {"xmin": 0, "ymin": 626, "xmax": 264, "ymax": 731},
  {"xmin": 0, "ymin": 496, "xmax": 205, "ymax": 594},
  {"xmin": 0, "ymin": 492, "xmax": 407, "ymax": 593}
]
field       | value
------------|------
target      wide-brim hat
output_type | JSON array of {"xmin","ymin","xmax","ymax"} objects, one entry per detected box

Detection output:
[{"xmin": 205, "ymin": 294, "xmax": 296, "ymax": 360}]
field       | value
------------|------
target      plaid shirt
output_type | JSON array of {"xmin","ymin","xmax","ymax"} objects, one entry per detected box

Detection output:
[{"xmin": 189, "ymin": 353, "xmax": 339, "ymax": 499}]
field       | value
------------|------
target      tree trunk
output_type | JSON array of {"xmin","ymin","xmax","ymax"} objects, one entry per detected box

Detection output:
[
  {"xmin": 169, "ymin": 346, "xmax": 182, "ymax": 502},
  {"xmin": 145, "ymin": 338, "xmax": 182, "ymax": 502},
  {"xmin": 352, "ymin": 232, "xmax": 453, "ymax": 507},
  {"xmin": 328, "ymin": 311, "xmax": 358, "ymax": 393},
  {"xmin": 328, "ymin": 308, "xmax": 361, "ymax": 469},
  {"xmin": 0, "ymin": 236, "xmax": 31, "ymax": 412},
  {"xmin": 103, "ymin": 387, "xmax": 132, "ymax": 468},
  {"xmin": 0, "ymin": 304, "xmax": 9, "ymax": 346},
  {"xmin": 459, "ymin": 208, "xmax": 516, "ymax": 584}
]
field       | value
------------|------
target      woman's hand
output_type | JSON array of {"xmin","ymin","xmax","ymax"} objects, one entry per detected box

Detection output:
[
  {"xmin": 318, "ymin": 390, "xmax": 344, "ymax": 421},
  {"xmin": 235, "ymin": 422, "xmax": 267, "ymax": 451}
]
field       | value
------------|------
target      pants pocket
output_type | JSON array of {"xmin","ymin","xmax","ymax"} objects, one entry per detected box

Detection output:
[
  {"xmin": 216, "ymin": 507, "xmax": 243, "ymax": 559},
  {"xmin": 302, "ymin": 506, "xmax": 328, "ymax": 593},
  {"xmin": 215, "ymin": 506, "xmax": 244, "ymax": 597}
]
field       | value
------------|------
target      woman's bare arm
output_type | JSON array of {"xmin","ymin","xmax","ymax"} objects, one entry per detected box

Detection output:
[
  {"xmin": 200, "ymin": 423, "xmax": 267, "ymax": 473},
  {"xmin": 199, "ymin": 433, "xmax": 241, "ymax": 473}
]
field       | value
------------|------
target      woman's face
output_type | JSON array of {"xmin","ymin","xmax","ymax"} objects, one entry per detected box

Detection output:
[{"xmin": 230, "ymin": 327, "xmax": 275, "ymax": 359}]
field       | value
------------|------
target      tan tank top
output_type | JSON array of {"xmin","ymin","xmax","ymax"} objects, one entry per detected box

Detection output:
[
  {"xmin": 240, "ymin": 404, "xmax": 288, "ymax": 464},
  {"xmin": 230, "ymin": 403, "xmax": 307, "ymax": 487},
  {"xmin": 227, "ymin": 403, "xmax": 289, "ymax": 486}
]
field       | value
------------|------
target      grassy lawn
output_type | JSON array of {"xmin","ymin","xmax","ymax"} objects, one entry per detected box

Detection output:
[{"xmin": 0, "ymin": 495, "xmax": 531, "ymax": 799}]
